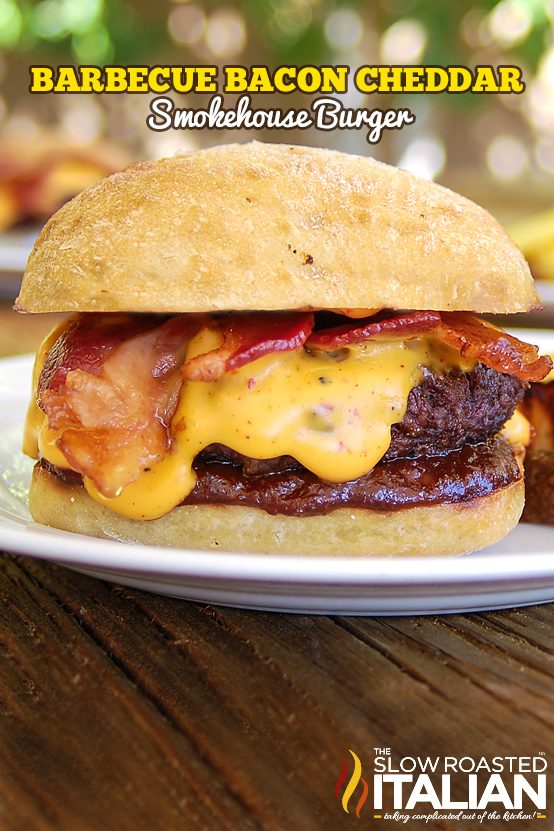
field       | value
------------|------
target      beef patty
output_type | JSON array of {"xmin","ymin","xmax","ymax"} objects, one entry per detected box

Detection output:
[
  {"xmin": 40, "ymin": 363, "xmax": 525, "ymax": 517},
  {"xmin": 197, "ymin": 364, "xmax": 525, "ymax": 476},
  {"xmin": 41, "ymin": 437, "xmax": 520, "ymax": 516}
]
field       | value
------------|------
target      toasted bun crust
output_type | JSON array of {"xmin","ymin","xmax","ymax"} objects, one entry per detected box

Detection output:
[
  {"xmin": 17, "ymin": 142, "xmax": 537, "ymax": 315},
  {"xmin": 29, "ymin": 463, "xmax": 524, "ymax": 557}
]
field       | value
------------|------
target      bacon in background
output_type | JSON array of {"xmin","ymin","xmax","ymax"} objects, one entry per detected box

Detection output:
[
  {"xmin": 0, "ymin": 136, "xmax": 130, "ymax": 230},
  {"xmin": 520, "ymin": 381, "xmax": 554, "ymax": 525}
]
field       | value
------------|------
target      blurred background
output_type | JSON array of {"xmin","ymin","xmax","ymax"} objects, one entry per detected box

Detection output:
[{"xmin": 2, "ymin": 0, "xmax": 554, "ymax": 344}]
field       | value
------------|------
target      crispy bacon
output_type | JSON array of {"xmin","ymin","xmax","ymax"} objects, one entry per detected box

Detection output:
[
  {"xmin": 181, "ymin": 312, "xmax": 315, "ymax": 382},
  {"xmin": 39, "ymin": 314, "xmax": 165, "ymax": 393},
  {"xmin": 437, "ymin": 313, "xmax": 552, "ymax": 383},
  {"xmin": 307, "ymin": 310, "xmax": 552, "ymax": 383},
  {"xmin": 306, "ymin": 311, "xmax": 441, "ymax": 350},
  {"xmin": 38, "ymin": 311, "xmax": 314, "ymax": 493},
  {"xmin": 37, "ymin": 308, "xmax": 551, "ymax": 499},
  {"xmin": 39, "ymin": 315, "xmax": 202, "ymax": 497}
]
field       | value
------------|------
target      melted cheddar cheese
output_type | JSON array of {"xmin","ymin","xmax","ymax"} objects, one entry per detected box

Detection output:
[
  {"xmin": 501, "ymin": 409, "xmax": 531, "ymax": 448},
  {"xmin": 23, "ymin": 317, "xmax": 76, "ymax": 460},
  {"xmin": 26, "ymin": 320, "xmax": 477, "ymax": 521}
]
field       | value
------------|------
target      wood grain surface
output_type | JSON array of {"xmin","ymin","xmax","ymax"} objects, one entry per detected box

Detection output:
[{"xmin": 1, "ymin": 555, "xmax": 553, "ymax": 831}]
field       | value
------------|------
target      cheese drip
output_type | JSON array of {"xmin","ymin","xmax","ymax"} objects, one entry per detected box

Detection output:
[
  {"xmin": 501, "ymin": 409, "xmax": 531, "ymax": 448},
  {"xmin": 26, "ymin": 322, "xmax": 475, "ymax": 521},
  {"xmin": 23, "ymin": 317, "xmax": 76, "ymax": 461}
]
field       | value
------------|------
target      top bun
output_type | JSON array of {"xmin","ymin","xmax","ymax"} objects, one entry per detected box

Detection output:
[{"xmin": 17, "ymin": 141, "xmax": 538, "ymax": 314}]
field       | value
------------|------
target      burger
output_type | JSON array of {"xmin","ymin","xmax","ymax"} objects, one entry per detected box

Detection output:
[{"xmin": 16, "ymin": 142, "xmax": 551, "ymax": 556}]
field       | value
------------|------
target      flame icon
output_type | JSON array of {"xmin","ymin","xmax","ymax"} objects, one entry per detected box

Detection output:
[{"xmin": 335, "ymin": 749, "xmax": 369, "ymax": 818}]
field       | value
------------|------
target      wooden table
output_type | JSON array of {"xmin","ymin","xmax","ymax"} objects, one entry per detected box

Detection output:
[{"xmin": 1, "ymin": 305, "xmax": 553, "ymax": 831}]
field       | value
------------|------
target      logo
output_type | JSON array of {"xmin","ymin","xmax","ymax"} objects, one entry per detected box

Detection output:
[
  {"xmin": 335, "ymin": 747, "xmax": 548, "ymax": 823},
  {"xmin": 335, "ymin": 750, "xmax": 369, "ymax": 818}
]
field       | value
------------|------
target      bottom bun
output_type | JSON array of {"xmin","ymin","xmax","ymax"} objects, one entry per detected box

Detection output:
[{"xmin": 30, "ymin": 463, "xmax": 524, "ymax": 557}]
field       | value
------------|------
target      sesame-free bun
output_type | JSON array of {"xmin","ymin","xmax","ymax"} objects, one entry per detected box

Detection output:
[
  {"xmin": 29, "ymin": 463, "xmax": 524, "ymax": 557},
  {"xmin": 17, "ymin": 142, "xmax": 538, "ymax": 315}
]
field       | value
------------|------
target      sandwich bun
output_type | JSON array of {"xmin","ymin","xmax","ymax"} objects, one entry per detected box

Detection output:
[
  {"xmin": 31, "ymin": 463, "xmax": 524, "ymax": 557},
  {"xmin": 19, "ymin": 142, "xmax": 536, "ymax": 557},
  {"xmin": 17, "ymin": 141, "xmax": 538, "ymax": 315}
]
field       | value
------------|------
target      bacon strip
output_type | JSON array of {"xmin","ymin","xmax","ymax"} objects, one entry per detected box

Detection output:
[
  {"xmin": 306, "ymin": 311, "xmax": 441, "ymax": 350},
  {"xmin": 438, "ymin": 313, "xmax": 552, "ymax": 383},
  {"xmin": 39, "ymin": 314, "xmax": 166, "ymax": 393},
  {"xmin": 37, "ymin": 308, "xmax": 551, "ymax": 499},
  {"xmin": 307, "ymin": 310, "xmax": 552, "ymax": 383},
  {"xmin": 181, "ymin": 312, "xmax": 315, "ymax": 382},
  {"xmin": 39, "ymin": 315, "xmax": 202, "ymax": 497}
]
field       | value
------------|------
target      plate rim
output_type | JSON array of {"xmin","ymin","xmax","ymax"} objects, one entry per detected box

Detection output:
[{"xmin": 1, "ymin": 521, "xmax": 554, "ymax": 585}]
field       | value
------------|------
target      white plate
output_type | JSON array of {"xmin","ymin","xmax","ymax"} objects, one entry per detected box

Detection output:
[
  {"xmin": 2, "ymin": 337, "xmax": 554, "ymax": 616},
  {"xmin": 0, "ymin": 228, "xmax": 39, "ymax": 272}
]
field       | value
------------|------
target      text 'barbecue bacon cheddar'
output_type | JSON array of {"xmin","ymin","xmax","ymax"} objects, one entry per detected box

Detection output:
[{"xmin": 16, "ymin": 142, "xmax": 551, "ymax": 556}]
